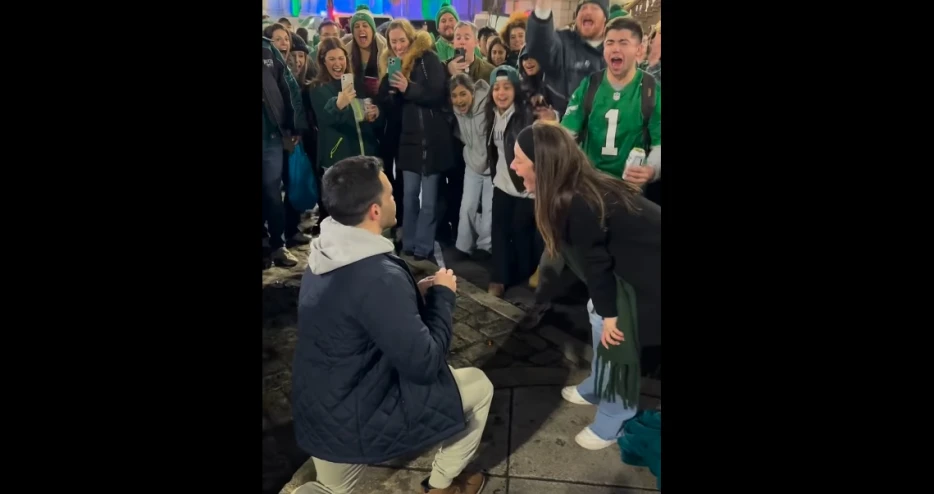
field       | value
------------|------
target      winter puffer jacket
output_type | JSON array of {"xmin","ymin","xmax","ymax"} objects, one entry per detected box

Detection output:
[{"xmin": 377, "ymin": 31, "xmax": 455, "ymax": 176}]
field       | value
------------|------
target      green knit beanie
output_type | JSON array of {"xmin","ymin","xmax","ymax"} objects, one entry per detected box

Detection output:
[
  {"xmin": 576, "ymin": 0, "xmax": 609, "ymax": 19},
  {"xmin": 609, "ymin": 4, "xmax": 629, "ymax": 20},
  {"xmin": 350, "ymin": 5, "xmax": 376, "ymax": 34},
  {"xmin": 436, "ymin": 1, "xmax": 459, "ymax": 27}
]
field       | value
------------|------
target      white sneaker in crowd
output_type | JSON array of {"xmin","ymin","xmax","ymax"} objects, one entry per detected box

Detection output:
[
  {"xmin": 561, "ymin": 385, "xmax": 592, "ymax": 405},
  {"xmin": 574, "ymin": 427, "xmax": 617, "ymax": 451}
]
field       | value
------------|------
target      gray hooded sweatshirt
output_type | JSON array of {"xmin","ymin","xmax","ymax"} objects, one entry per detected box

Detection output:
[
  {"xmin": 453, "ymin": 80, "xmax": 490, "ymax": 175},
  {"xmin": 307, "ymin": 217, "xmax": 395, "ymax": 274}
]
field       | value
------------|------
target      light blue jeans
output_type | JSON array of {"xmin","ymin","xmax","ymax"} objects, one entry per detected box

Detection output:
[
  {"xmin": 455, "ymin": 167, "xmax": 493, "ymax": 254},
  {"xmin": 402, "ymin": 171, "xmax": 441, "ymax": 257},
  {"xmin": 577, "ymin": 299, "xmax": 638, "ymax": 440}
]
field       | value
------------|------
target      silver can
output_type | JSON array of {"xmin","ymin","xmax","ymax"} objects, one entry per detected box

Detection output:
[{"xmin": 623, "ymin": 147, "xmax": 646, "ymax": 177}]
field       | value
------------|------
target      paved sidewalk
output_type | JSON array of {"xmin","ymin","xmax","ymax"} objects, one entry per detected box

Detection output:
[{"xmin": 263, "ymin": 239, "xmax": 661, "ymax": 494}]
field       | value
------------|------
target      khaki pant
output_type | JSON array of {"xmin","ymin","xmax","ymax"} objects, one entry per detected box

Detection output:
[{"xmin": 293, "ymin": 367, "xmax": 494, "ymax": 494}]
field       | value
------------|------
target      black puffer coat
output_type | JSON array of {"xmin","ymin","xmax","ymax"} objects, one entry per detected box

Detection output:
[{"xmin": 378, "ymin": 31, "xmax": 454, "ymax": 176}]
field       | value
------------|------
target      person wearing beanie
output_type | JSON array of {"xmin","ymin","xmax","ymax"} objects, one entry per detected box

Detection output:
[
  {"xmin": 483, "ymin": 65, "xmax": 540, "ymax": 298},
  {"xmin": 434, "ymin": 1, "xmax": 482, "ymax": 62},
  {"xmin": 507, "ymin": 122, "xmax": 660, "ymax": 451},
  {"xmin": 287, "ymin": 32, "xmax": 313, "ymax": 85},
  {"xmin": 525, "ymin": 0, "xmax": 608, "ymax": 120},
  {"xmin": 345, "ymin": 5, "xmax": 388, "ymax": 98}
]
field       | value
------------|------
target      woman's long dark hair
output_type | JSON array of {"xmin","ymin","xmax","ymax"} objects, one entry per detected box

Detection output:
[
  {"xmin": 482, "ymin": 75, "xmax": 530, "ymax": 138},
  {"xmin": 311, "ymin": 37, "xmax": 352, "ymax": 88},
  {"xmin": 486, "ymin": 36, "xmax": 508, "ymax": 66},
  {"xmin": 529, "ymin": 122, "xmax": 641, "ymax": 257}
]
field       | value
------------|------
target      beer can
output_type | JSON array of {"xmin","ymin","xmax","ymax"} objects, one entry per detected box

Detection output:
[{"xmin": 622, "ymin": 147, "xmax": 646, "ymax": 178}]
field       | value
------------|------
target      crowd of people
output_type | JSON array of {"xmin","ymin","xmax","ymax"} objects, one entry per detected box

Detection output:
[{"xmin": 262, "ymin": 1, "xmax": 661, "ymax": 493}]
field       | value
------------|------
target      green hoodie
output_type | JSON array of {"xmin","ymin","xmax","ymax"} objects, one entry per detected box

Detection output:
[{"xmin": 308, "ymin": 80, "xmax": 380, "ymax": 170}]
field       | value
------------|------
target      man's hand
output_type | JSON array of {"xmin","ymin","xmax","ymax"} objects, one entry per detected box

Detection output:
[
  {"xmin": 336, "ymin": 85, "xmax": 356, "ymax": 109},
  {"xmin": 534, "ymin": 0, "xmax": 553, "ymax": 12},
  {"xmin": 624, "ymin": 165, "xmax": 655, "ymax": 185},
  {"xmin": 600, "ymin": 317, "xmax": 624, "ymax": 349},
  {"xmin": 417, "ymin": 276, "xmax": 434, "ymax": 297},
  {"xmin": 447, "ymin": 57, "xmax": 469, "ymax": 76},
  {"xmin": 432, "ymin": 268, "xmax": 457, "ymax": 293}
]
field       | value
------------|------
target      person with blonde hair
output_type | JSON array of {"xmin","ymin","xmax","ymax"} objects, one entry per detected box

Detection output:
[{"xmin": 378, "ymin": 19, "xmax": 455, "ymax": 261}]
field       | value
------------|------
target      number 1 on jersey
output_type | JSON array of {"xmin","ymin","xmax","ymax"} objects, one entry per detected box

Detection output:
[{"xmin": 601, "ymin": 109, "xmax": 619, "ymax": 156}]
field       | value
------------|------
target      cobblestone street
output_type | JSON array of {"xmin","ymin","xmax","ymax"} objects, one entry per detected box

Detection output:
[{"xmin": 263, "ymin": 235, "xmax": 661, "ymax": 494}]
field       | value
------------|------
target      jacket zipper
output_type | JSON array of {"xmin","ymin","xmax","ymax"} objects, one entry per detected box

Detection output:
[
  {"xmin": 417, "ymin": 107, "xmax": 427, "ymax": 175},
  {"xmin": 330, "ymin": 137, "xmax": 343, "ymax": 159}
]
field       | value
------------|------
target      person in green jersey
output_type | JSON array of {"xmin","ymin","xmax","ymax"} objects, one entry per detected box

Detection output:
[
  {"xmin": 516, "ymin": 17, "xmax": 661, "ymax": 331},
  {"xmin": 561, "ymin": 16, "xmax": 661, "ymax": 185}
]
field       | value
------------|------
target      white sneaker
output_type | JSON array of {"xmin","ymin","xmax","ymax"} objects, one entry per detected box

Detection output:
[
  {"xmin": 561, "ymin": 385, "xmax": 592, "ymax": 405},
  {"xmin": 574, "ymin": 427, "xmax": 617, "ymax": 450}
]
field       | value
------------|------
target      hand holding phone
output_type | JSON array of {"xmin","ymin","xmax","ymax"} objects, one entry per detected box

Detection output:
[
  {"xmin": 387, "ymin": 57, "xmax": 403, "ymax": 94},
  {"xmin": 337, "ymin": 75, "xmax": 357, "ymax": 109}
]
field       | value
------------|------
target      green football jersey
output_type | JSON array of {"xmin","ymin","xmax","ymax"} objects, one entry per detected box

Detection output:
[{"xmin": 561, "ymin": 69, "xmax": 661, "ymax": 178}]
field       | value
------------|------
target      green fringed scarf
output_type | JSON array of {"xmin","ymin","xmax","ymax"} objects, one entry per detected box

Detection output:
[{"xmin": 562, "ymin": 250, "xmax": 641, "ymax": 410}]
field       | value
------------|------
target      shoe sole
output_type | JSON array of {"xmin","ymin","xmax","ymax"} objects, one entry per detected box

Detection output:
[{"xmin": 574, "ymin": 434, "xmax": 616, "ymax": 450}]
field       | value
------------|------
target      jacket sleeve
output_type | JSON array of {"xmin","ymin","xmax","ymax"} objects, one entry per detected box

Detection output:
[
  {"xmin": 404, "ymin": 55, "xmax": 447, "ymax": 107},
  {"xmin": 526, "ymin": 9, "xmax": 564, "ymax": 81},
  {"xmin": 272, "ymin": 55, "xmax": 296, "ymax": 136},
  {"xmin": 359, "ymin": 270, "xmax": 456, "ymax": 385},
  {"xmin": 310, "ymin": 86, "xmax": 355, "ymax": 126},
  {"xmin": 281, "ymin": 60, "xmax": 308, "ymax": 132},
  {"xmin": 567, "ymin": 195, "xmax": 618, "ymax": 318}
]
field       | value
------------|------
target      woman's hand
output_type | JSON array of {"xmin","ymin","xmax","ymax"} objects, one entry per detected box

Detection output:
[
  {"xmin": 336, "ymin": 85, "xmax": 357, "ymax": 109},
  {"xmin": 600, "ymin": 317, "xmax": 624, "ymax": 349},
  {"xmin": 390, "ymin": 72, "xmax": 409, "ymax": 93},
  {"xmin": 365, "ymin": 102, "xmax": 380, "ymax": 122}
]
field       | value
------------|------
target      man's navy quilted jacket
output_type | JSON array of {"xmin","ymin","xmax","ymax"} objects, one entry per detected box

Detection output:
[{"xmin": 291, "ymin": 254, "xmax": 466, "ymax": 464}]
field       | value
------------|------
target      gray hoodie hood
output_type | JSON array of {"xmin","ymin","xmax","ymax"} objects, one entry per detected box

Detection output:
[
  {"xmin": 307, "ymin": 217, "xmax": 395, "ymax": 274},
  {"xmin": 454, "ymin": 80, "xmax": 490, "ymax": 175}
]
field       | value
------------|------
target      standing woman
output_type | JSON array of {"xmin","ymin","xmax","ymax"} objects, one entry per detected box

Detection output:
[
  {"xmin": 450, "ymin": 74, "xmax": 492, "ymax": 261},
  {"xmin": 345, "ymin": 5, "xmax": 387, "ymax": 99},
  {"xmin": 485, "ymin": 65, "xmax": 538, "ymax": 297},
  {"xmin": 378, "ymin": 19, "xmax": 453, "ymax": 261},
  {"xmin": 309, "ymin": 37, "xmax": 382, "ymax": 223},
  {"xmin": 509, "ymin": 122, "xmax": 661, "ymax": 451}
]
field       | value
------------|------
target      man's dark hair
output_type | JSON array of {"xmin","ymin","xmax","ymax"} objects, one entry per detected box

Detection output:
[
  {"xmin": 296, "ymin": 27, "xmax": 309, "ymax": 42},
  {"xmin": 603, "ymin": 16, "xmax": 643, "ymax": 42},
  {"xmin": 278, "ymin": 17, "xmax": 292, "ymax": 26},
  {"xmin": 322, "ymin": 156, "xmax": 385, "ymax": 226},
  {"xmin": 478, "ymin": 26, "xmax": 497, "ymax": 41},
  {"xmin": 319, "ymin": 19, "xmax": 339, "ymax": 32}
]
